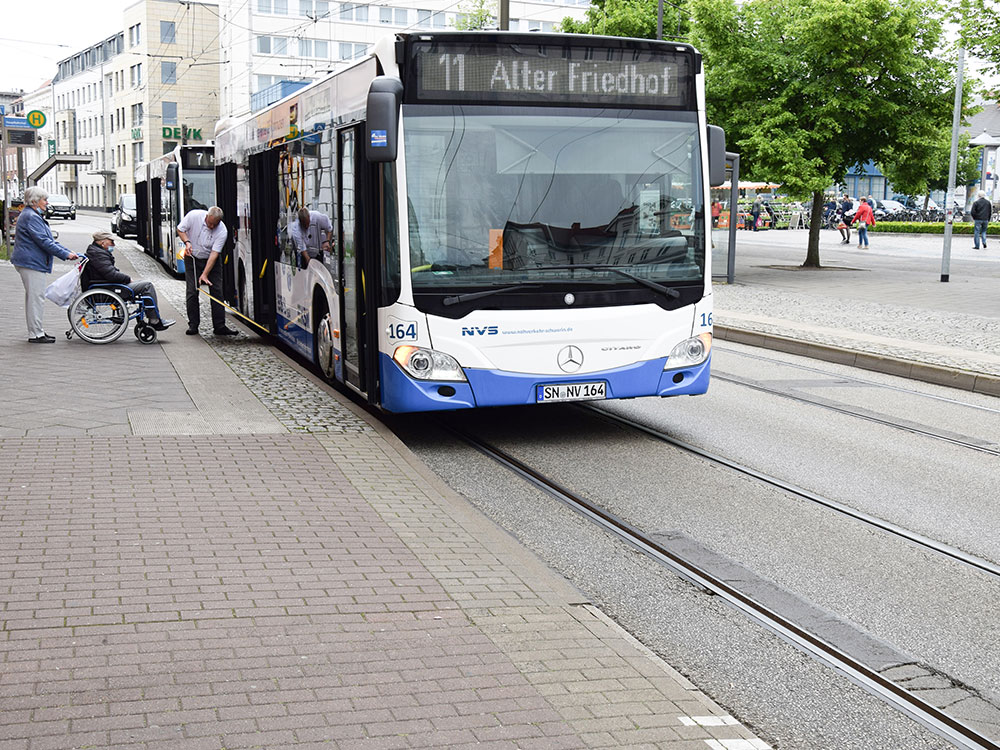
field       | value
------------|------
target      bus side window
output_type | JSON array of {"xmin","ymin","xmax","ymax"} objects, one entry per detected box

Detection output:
[{"xmin": 320, "ymin": 129, "xmax": 340, "ymax": 284}]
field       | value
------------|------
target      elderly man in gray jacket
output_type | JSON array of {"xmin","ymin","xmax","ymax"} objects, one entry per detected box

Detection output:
[{"xmin": 11, "ymin": 187, "xmax": 79, "ymax": 343}]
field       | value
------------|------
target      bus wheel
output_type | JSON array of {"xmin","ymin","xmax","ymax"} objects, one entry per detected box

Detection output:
[{"xmin": 314, "ymin": 305, "xmax": 337, "ymax": 382}]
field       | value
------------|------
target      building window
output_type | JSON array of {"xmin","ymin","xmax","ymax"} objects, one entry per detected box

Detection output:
[
  {"xmin": 129, "ymin": 23, "xmax": 141, "ymax": 47},
  {"xmin": 300, "ymin": 0, "xmax": 328, "ymax": 15},
  {"xmin": 257, "ymin": 36, "xmax": 271, "ymax": 53},
  {"xmin": 132, "ymin": 141, "xmax": 144, "ymax": 164},
  {"xmin": 340, "ymin": 3, "xmax": 367, "ymax": 21},
  {"xmin": 274, "ymin": 36, "xmax": 287, "ymax": 55},
  {"xmin": 417, "ymin": 9, "xmax": 430, "ymax": 26},
  {"xmin": 160, "ymin": 21, "xmax": 176, "ymax": 43},
  {"xmin": 162, "ymin": 61, "xmax": 177, "ymax": 84},
  {"xmin": 339, "ymin": 42, "xmax": 368, "ymax": 60},
  {"xmin": 162, "ymin": 101, "xmax": 178, "ymax": 125},
  {"xmin": 130, "ymin": 63, "xmax": 142, "ymax": 87},
  {"xmin": 131, "ymin": 103, "xmax": 144, "ymax": 127},
  {"xmin": 315, "ymin": 40, "xmax": 328, "ymax": 58},
  {"xmin": 163, "ymin": 141, "xmax": 178, "ymax": 155},
  {"xmin": 299, "ymin": 38, "xmax": 313, "ymax": 56},
  {"xmin": 379, "ymin": 7, "xmax": 406, "ymax": 23},
  {"xmin": 257, "ymin": 0, "xmax": 288, "ymax": 12}
]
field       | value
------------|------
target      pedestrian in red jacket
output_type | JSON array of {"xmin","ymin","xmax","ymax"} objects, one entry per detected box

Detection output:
[{"xmin": 854, "ymin": 199, "xmax": 876, "ymax": 249}]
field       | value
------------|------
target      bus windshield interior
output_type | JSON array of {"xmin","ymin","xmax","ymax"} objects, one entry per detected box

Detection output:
[
  {"xmin": 183, "ymin": 169, "xmax": 215, "ymax": 214},
  {"xmin": 403, "ymin": 107, "xmax": 704, "ymax": 291}
]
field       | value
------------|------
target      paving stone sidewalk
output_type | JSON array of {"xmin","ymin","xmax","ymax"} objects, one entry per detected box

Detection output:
[
  {"xmin": 1, "ymin": 250, "xmax": 769, "ymax": 749},
  {"xmin": 713, "ymin": 232, "xmax": 1000, "ymax": 391}
]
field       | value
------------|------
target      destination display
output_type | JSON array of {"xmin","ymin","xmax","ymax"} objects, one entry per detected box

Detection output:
[
  {"xmin": 180, "ymin": 147, "xmax": 214, "ymax": 170},
  {"xmin": 412, "ymin": 42, "xmax": 694, "ymax": 108}
]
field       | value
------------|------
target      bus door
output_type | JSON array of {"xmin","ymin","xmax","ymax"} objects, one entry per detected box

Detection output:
[
  {"xmin": 150, "ymin": 178, "xmax": 163, "ymax": 260},
  {"xmin": 136, "ymin": 180, "xmax": 149, "ymax": 252},
  {"xmin": 338, "ymin": 125, "xmax": 383, "ymax": 402},
  {"xmin": 248, "ymin": 149, "xmax": 279, "ymax": 332},
  {"xmin": 216, "ymin": 161, "xmax": 239, "ymax": 307},
  {"xmin": 163, "ymin": 164, "xmax": 182, "ymax": 273}
]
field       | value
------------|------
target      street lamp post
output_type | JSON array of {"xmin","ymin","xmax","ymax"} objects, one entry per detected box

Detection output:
[{"xmin": 940, "ymin": 47, "xmax": 965, "ymax": 283}]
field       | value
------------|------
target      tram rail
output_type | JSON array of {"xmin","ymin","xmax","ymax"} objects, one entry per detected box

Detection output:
[{"xmin": 446, "ymin": 423, "xmax": 1000, "ymax": 750}]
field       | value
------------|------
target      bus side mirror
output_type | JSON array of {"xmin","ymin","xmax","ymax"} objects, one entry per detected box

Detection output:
[
  {"xmin": 366, "ymin": 77, "xmax": 404, "ymax": 163},
  {"xmin": 707, "ymin": 125, "xmax": 726, "ymax": 187},
  {"xmin": 165, "ymin": 162, "xmax": 178, "ymax": 190}
]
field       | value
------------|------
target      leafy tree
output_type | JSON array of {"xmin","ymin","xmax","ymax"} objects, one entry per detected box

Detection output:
[
  {"xmin": 691, "ymin": 0, "xmax": 958, "ymax": 266},
  {"xmin": 560, "ymin": 0, "xmax": 689, "ymax": 39},
  {"xmin": 454, "ymin": 0, "xmax": 497, "ymax": 30},
  {"xmin": 881, "ymin": 131, "xmax": 981, "ymax": 208},
  {"xmin": 952, "ymin": 0, "xmax": 1000, "ymax": 74}
]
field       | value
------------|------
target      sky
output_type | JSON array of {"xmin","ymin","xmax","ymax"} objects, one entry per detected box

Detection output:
[{"xmin": 0, "ymin": 1, "xmax": 136, "ymax": 94}]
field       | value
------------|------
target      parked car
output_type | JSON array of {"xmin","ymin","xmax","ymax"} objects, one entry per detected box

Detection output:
[
  {"xmin": 45, "ymin": 193, "xmax": 76, "ymax": 220},
  {"xmin": 893, "ymin": 195, "xmax": 939, "ymax": 211},
  {"xmin": 111, "ymin": 193, "xmax": 138, "ymax": 237}
]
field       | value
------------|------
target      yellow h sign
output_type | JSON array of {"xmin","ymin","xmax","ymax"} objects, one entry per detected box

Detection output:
[{"xmin": 26, "ymin": 110, "xmax": 46, "ymax": 128}]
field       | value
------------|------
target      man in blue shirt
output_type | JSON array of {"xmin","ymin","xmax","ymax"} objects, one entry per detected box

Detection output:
[{"xmin": 11, "ymin": 187, "xmax": 79, "ymax": 343}]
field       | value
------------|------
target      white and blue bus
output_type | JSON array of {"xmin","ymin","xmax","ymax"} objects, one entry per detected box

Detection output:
[
  {"xmin": 135, "ymin": 144, "xmax": 217, "ymax": 276},
  {"xmin": 215, "ymin": 31, "xmax": 726, "ymax": 413}
]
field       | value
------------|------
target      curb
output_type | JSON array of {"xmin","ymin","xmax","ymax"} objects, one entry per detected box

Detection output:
[{"xmin": 715, "ymin": 325, "xmax": 1000, "ymax": 398}]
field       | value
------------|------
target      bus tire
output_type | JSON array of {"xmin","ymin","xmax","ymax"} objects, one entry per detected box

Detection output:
[{"xmin": 313, "ymin": 295, "xmax": 337, "ymax": 383}]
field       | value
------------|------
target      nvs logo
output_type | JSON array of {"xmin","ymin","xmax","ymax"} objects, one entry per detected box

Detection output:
[{"xmin": 461, "ymin": 326, "xmax": 498, "ymax": 336}]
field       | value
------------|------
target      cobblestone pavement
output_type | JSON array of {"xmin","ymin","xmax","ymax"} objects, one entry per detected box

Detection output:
[
  {"xmin": 1, "ymin": 231, "xmax": 768, "ymax": 748},
  {"xmin": 714, "ymin": 231, "xmax": 1000, "ymax": 381},
  {"xmin": 121, "ymin": 246, "xmax": 372, "ymax": 434}
]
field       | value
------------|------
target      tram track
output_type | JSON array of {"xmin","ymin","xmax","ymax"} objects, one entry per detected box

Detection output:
[
  {"xmin": 715, "ymin": 345, "xmax": 1000, "ymax": 416},
  {"xmin": 710, "ymin": 371, "xmax": 1000, "ymax": 457},
  {"xmin": 584, "ymin": 404, "xmax": 1000, "ymax": 580},
  {"xmin": 444, "ymin": 422, "xmax": 1000, "ymax": 750}
]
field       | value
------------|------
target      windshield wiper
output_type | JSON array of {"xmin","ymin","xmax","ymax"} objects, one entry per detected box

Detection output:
[
  {"xmin": 442, "ymin": 284, "xmax": 540, "ymax": 307},
  {"xmin": 523, "ymin": 265, "xmax": 681, "ymax": 299}
]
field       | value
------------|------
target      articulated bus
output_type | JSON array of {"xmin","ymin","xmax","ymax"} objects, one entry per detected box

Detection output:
[
  {"xmin": 135, "ymin": 144, "xmax": 218, "ymax": 276},
  {"xmin": 215, "ymin": 31, "xmax": 726, "ymax": 413}
]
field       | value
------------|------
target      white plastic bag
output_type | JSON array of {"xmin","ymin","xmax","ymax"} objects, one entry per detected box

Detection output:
[{"xmin": 44, "ymin": 259, "xmax": 85, "ymax": 307}]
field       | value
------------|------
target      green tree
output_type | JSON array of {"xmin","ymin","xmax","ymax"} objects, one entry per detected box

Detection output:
[
  {"xmin": 691, "ymin": 0, "xmax": 957, "ymax": 266},
  {"xmin": 953, "ymin": 0, "xmax": 1000, "ymax": 73},
  {"xmin": 881, "ymin": 131, "xmax": 981, "ymax": 208},
  {"xmin": 454, "ymin": 0, "xmax": 497, "ymax": 29},
  {"xmin": 560, "ymin": 0, "xmax": 688, "ymax": 39}
]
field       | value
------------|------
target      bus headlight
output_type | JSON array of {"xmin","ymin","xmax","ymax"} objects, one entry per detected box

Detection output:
[
  {"xmin": 665, "ymin": 333, "xmax": 712, "ymax": 369},
  {"xmin": 393, "ymin": 346, "xmax": 468, "ymax": 382}
]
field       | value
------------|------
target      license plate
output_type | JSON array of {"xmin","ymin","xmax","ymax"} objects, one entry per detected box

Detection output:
[{"xmin": 536, "ymin": 382, "xmax": 607, "ymax": 403}]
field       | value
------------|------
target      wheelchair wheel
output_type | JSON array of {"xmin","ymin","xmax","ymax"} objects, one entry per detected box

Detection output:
[
  {"xmin": 135, "ymin": 324, "xmax": 157, "ymax": 345},
  {"xmin": 67, "ymin": 288, "xmax": 130, "ymax": 344}
]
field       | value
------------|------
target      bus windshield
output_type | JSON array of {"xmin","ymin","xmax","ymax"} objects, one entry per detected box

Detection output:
[
  {"xmin": 183, "ymin": 169, "xmax": 215, "ymax": 213},
  {"xmin": 403, "ymin": 106, "xmax": 704, "ymax": 293}
]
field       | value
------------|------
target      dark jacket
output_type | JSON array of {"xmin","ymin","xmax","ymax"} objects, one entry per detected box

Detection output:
[
  {"xmin": 10, "ymin": 207, "xmax": 73, "ymax": 273},
  {"xmin": 971, "ymin": 197, "xmax": 992, "ymax": 222},
  {"xmin": 81, "ymin": 242, "xmax": 131, "ymax": 290}
]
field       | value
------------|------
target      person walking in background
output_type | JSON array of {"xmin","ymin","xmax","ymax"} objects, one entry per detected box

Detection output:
[
  {"xmin": 10, "ymin": 186, "xmax": 79, "ymax": 343},
  {"xmin": 853, "ymin": 197, "xmax": 876, "ymax": 249},
  {"xmin": 971, "ymin": 190, "xmax": 991, "ymax": 249},
  {"xmin": 839, "ymin": 194, "xmax": 854, "ymax": 244},
  {"xmin": 176, "ymin": 206, "xmax": 236, "ymax": 337},
  {"xmin": 751, "ymin": 195, "xmax": 762, "ymax": 232}
]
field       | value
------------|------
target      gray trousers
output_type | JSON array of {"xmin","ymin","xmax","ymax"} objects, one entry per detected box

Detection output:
[
  {"xmin": 16, "ymin": 266, "xmax": 49, "ymax": 339},
  {"xmin": 129, "ymin": 280, "xmax": 160, "ymax": 321}
]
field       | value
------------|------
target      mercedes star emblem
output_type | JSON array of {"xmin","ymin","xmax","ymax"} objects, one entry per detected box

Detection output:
[{"xmin": 557, "ymin": 345, "xmax": 584, "ymax": 373}]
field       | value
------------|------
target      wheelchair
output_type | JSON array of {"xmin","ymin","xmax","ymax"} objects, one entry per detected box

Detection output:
[{"xmin": 66, "ymin": 284, "xmax": 162, "ymax": 345}]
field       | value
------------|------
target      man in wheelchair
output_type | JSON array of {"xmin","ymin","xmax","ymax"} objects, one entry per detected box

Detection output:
[{"xmin": 82, "ymin": 231, "xmax": 175, "ymax": 331}]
